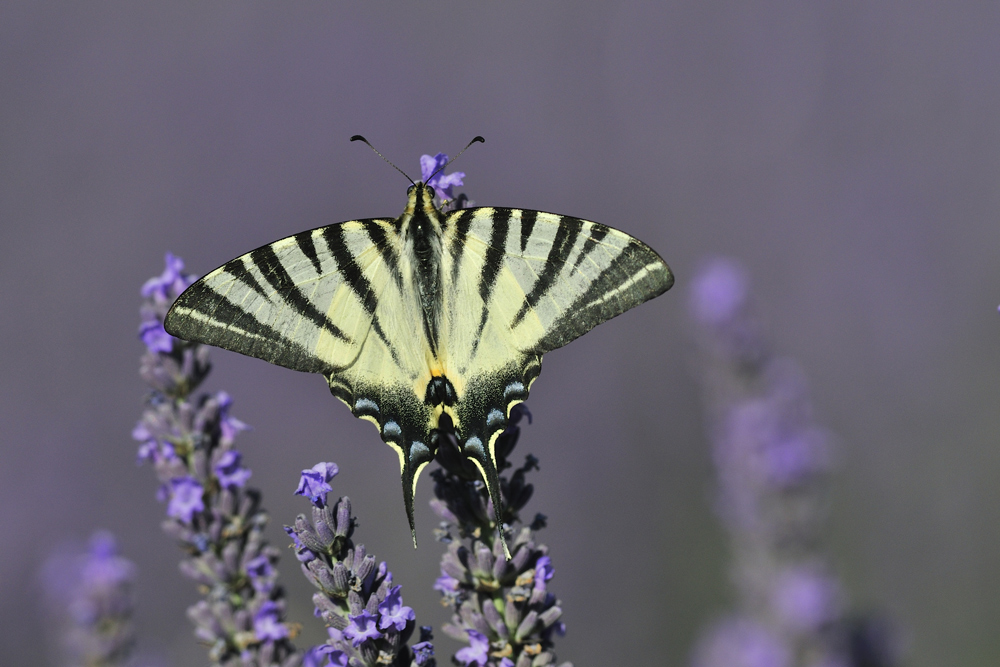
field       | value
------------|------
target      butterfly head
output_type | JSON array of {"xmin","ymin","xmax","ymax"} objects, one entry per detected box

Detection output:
[
  {"xmin": 402, "ymin": 182, "xmax": 447, "ymax": 244},
  {"xmin": 406, "ymin": 181, "xmax": 440, "ymax": 213}
]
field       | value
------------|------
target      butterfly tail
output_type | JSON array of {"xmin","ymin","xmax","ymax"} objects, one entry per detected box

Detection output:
[
  {"xmin": 461, "ymin": 437, "xmax": 512, "ymax": 560},
  {"xmin": 398, "ymin": 440, "xmax": 436, "ymax": 548}
]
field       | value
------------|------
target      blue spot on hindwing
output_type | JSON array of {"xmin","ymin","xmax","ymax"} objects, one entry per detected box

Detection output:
[
  {"xmin": 486, "ymin": 409, "xmax": 505, "ymax": 428},
  {"xmin": 504, "ymin": 381, "xmax": 525, "ymax": 401},
  {"xmin": 382, "ymin": 421, "xmax": 402, "ymax": 441},
  {"xmin": 463, "ymin": 436, "xmax": 484, "ymax": 457},
  {"xmin": 409, "ymin": 441, "xmax": 431, "ymax": 462}
]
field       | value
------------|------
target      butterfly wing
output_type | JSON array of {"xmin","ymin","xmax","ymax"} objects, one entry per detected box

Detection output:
[
  {"xmin": 164, "ymin": 220, "xmax": 401, "ymax": 375},
  {"xmin": 165, "ymin": 217, "xmax": 440, "ymax": 544},
  {"xmin": 440, "ymin": 207, "xmax": 673, "ymax": 553}
]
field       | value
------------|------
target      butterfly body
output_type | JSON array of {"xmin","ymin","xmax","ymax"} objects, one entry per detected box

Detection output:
[{"xmin": 165, "ymin": 182, "xmax": 673, "ymax": 556}]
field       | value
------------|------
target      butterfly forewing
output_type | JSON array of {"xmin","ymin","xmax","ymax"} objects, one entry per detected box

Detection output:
[
  {"xmin": 444, "ymin": 207, "xmax": 673, "ymax": 359},
  {"xmin": 166, "ymin": 219, "xmax": 393, "ymax": 375}
]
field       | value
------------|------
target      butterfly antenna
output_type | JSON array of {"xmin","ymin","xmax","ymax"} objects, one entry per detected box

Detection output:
[
  {"xmin": 351, "ymin": 135, "xmax": 416, "ymax": 186},
  {"xmin": 427, "ymin": 136, "xmax": 485, "ymax": 183}
]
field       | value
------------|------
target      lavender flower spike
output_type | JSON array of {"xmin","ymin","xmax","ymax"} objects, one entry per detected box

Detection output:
[
  {"xmin": 286, "ymin": 461, "xmax": 435, "ymax": 667},
  {"xmin": 688, "ymin": 257, "xmax": 900, "ymax": 667},
  {"xmin": 136, "ymin": 254, "xmax": 303, "ymax": 667},
  {"xmin": 431, "ymin": 404, "xmax": 572, "ymax": 667},
  {"xmin": 41, "ymin": 530, "xmax": 137, "ymax": 667}
]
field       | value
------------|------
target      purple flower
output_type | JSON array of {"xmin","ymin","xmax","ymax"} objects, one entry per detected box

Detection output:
[
  {"xmin": 534, "ymin": 556, "xmax": 554, "ymax": 591},
  {"xmin": 343, "ymin": 610, "xmax": 382, "ymax": 647},
  {"xmin": 141, "ymin": 252, "xmax": 194, "ymax": 301},
  {"xmin": 245, "ymin": 554, "xmax": 274, "ymax": 592},
  {"xmin": 78, "ymin": 532, "xmax": 136, "ymax": 590},
  {"xmin": 139, "ymin": 318, "xmax": 174, "ymax": 353},
  {"xmin": 135, "ymin": 441, "xmax": 157, "ymax": 464},
  {"xmin": 455, "ymin": 629, "xmax": 490, "ymax": 666},
  {"xmin": 327, "ymin": 650, "xmax": 349, "ymax": 667},
  {"xmin": 295, "ymin": 462, "xmax": 339, "ymax": 508},
  {"xmin": 215, "ymin": 392, "xmax": 248, "ymax": 441},
  {"xmin": 214, "ymin": 450, "xmax": 252, "ymax": 489},
  {"xmin": 689, "ymin": 257, "xmax": 749, "ymax": 326},
  {"xmin": 499, "ymin": 659, "xmax": 514, "ymax": 667},
  {"xmin": 692, "ymin": 617, "xmax": 790, "ymax": 667},
  {"xmin": 302, "ymin": 644, "xmax": 334, "ymax": 667},
  {"xmin": 283, "ymin": 526, "xmax": 316, "ymax": 563},
  {"xmin": 433, "ymin": 574, "xmax": 459, "ymax": 594},
  {"xmin": 412, "ymin": 641, "xmax": 434, "ymax": 665},
  {"xmin": 688, "ymin": 258, "xmax": 862, "ymax": 667},
  {"xmin": 420, "ymin": 153, "xmax": 465, "ymax": 202},
  {"xmin": 771, "ymin": 566, "xmax": 841, "ymax": 632},
  {"xmin": 166, "ymin": 477, "xmax": 204, "ymax": 523},
  {"xmin": 764, "ymin": 430, "xmax": 828, "ymax": 488},
  {"xmin": 253, "ymin": 600, "xmax": 289, "ymax": 642},
  {"xmin": 377, "ymin": 585, "xmax": 415, "ymax": 631}
]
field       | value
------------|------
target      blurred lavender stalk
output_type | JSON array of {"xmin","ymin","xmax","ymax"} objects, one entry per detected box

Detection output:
[
  {"xmin": 687, "ymin": 258, "xmax": 899, "ymax": 667},
  {"xmin": 42, "ymin": 531, "xmax": 137, "ymax": 667},
  {"xmin": 134, "ymin": 254, "xmax": 303, "ymax": 667}
]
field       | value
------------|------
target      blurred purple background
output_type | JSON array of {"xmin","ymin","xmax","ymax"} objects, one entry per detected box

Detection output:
[{"xmin": 2, "ymin": 2, "xmax": 998, "ymax": 665}]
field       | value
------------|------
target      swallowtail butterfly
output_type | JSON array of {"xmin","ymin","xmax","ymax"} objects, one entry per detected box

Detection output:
[{"xmin": 164, "ymin": 139, "xmax": 674, "ymax": 556}]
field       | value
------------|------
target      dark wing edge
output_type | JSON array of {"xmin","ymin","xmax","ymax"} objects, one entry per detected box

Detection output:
[
  {"xmin": 165, "ymin": 275, "xmax": 335, "ymax": 375},
  {"xmin": 534, "ymin": 234, "xmax": 673, "ymax": 353}
]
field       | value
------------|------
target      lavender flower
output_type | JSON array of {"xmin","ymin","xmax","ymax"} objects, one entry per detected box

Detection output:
[
  {"xmin": 412, "ymin": 633, "xmax": 435, "ymax": 666},
  {"xmin": 294, "ymin": 462, "xmax": 339, "ymax": 508},
  {"xmin": 430, "ymin": 404, "xmax": 570, "ymax": 667},
  {"xmin": 286, "ymin": 463, "xmax": 433, "ymax": 667},
  {"xmin": 215, "ymin": 450, "xmax": 253, "ymax": 490},
  {"xmin": 378, "ymin": 586, "xmax": 416, "ymax": 631},
  {"xmin": 455, "ymin": 630, "xmax": 491, "ymax": 666},
  {"xmin": 419, "ymin": 153, "xmax": 471, "ymax": 211},
  {"xmin": 135, "ymin": 253, "xmax": 303, "ymax": 667},
  {"xmin": 343, "ymin": 611, "xmax": 383, "ymax": 647},
  {"xmin": 420, "ymin": 153, "xmax": 464, "ymax": 201},
  {"xmin": 41, "ymin": 530, "xmax": 137, "ymax": 667},
  {"xmin": 688, "ymin": 258, "xmax": 899, "ymax": 667}
]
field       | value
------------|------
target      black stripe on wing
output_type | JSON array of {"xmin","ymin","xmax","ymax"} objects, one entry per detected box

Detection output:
[
  {"xmin": 294, "ymin": 231, "xmax": 323, "ymax": 275},
  {"xmin": 321, "ymin": 223, "xmax": 403, "ymax": 367},
  {"xmin": 322, "ymin": 225, "xmax": 379, "ymax": 314},
  {"xmin": 448, "ymin": 209, "xmax": 475, "ymax": 284},
  {"xmin": 519, "ymin": 210, "xmax": 537, "ymax": 252},
  {"xmin": 165, "ymin": 281, "xmax": 333, "ymax": 374},
  {"xmin": 572, "ymin": 225, "xmax": 609, "ymax": 271},
  {"xmin": 249, "ymin": 245, "xmax": 350, "ymax": 343},
  {"xmin": 511, "ymin": 215, "xmax": 585, "ymax": 327},
  {"xmin": 471, "ymin": 209, "xmax": 512, "ymax": 349},
  {"xmin": 363, "ymin": 220, "xmax": 404, "ymax": 291},
  {"xmin": 223, "ymin": 258, "xmax": 270, "ymax": 299},
  {"xmin": 534, "ymin": 240, "xmax": 673, "ymax": 353}
]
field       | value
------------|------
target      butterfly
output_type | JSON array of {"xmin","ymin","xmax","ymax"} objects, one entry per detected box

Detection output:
[{"xmin": 164, "ymin": 138, "xmax": 674, "ymax": 557}]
